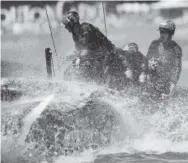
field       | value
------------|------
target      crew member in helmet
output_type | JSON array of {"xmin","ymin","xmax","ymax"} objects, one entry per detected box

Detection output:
[
  {"xmin": 146, "ymin": 20, "xmax": 182, "ymax": 98},
  {"xmin": 122, "ymin": 42, "xmax": 147, "ymax": 84},
  {"xmin": 61, "ymin": 11, "xmax": 115, "ymax": 82},
  {"xmin": 102, "ymin": 42, "xmax": 147, "ymax": 90},
  {"xmin": 103, "ymin": 47, "xmax": 127, "ymax": 90}
]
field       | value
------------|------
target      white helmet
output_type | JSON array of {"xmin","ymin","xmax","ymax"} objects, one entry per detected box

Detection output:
[
  {"xmin": 122, "ymin": 42, "xmax": 138, "ymax": 52},
  {"xmin": 159, "ymin": 20, "xmax": 176, "ymax": 35}
]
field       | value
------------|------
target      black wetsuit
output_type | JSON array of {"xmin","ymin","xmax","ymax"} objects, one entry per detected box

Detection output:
[
  {"xmin": 103, "ymin": 48, "xmax": 130, "ymax": 89},
  {"xmin": 146, "ymin": 39, "xmax": 182, "ymax": 96},
  {"xmin": 72, "ymin": 22, "xmax": 115, "ymax": 82},
  {"xmin": 126, "ymin": 51, "xmax": 147, "ymax": 83}
]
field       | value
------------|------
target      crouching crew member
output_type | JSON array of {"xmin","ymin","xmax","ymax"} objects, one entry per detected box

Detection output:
[{"xmin": 122, "ymin": 42, "xmax": 147, "ymax": 84}]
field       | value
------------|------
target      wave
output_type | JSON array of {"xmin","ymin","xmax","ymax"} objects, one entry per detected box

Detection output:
[{"xmin": 1, "ymin": 77, "xmax": 188, "ymax": 163}]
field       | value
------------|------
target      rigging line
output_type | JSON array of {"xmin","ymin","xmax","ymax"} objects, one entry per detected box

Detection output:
[
  {"xmin": 44, "ymin": 5, "xmax": 61, "ymax": 71},
  {"xmin": 102, "ymin": 2, "xmax": 108, "ymax": 37}
]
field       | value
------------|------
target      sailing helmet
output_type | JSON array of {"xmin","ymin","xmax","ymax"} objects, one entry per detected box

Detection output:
[
  {"xmin": 123, "ymin": 42, "xmax": 138, "ymax": 52},
  {"xmin": 62, "ymin": 11, "xmax": 80, "ymax": 25},
  {"xmin": 159, "ymin": 20, "xmax": 176, "ymax": 35}
]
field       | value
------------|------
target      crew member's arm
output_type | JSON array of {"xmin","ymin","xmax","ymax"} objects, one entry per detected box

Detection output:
[
  {"xmin": 72, "ymin": 44, "xmax": 82, "ymax": 66},
  {"xmin": 170, "ymin": 46, "xmax": 182, "ymax": 93},
  {"xmin": 125, "ymin": 68, "xmax": 133, "ymax": 80},
  {"xmin": 146, "ymin": 41, "xmax": 157, "ymax": 60},
  {"xmin": 139, "ymin": 58, "xmax": 148, "ymax": 83},
  {"xmin": 103, "ymin": 51, "xmax": 113, "ymax": 75},
  {"xmin": 145, "ymin": 40, "xmax": 159, "ymax": 81},
  {"xmin": 122, "ymin": 53, "xmax": 133, "ymax": 80},
  {"xmin": 81, "ymin": 24, "xmax": 98, "ymax": 50}
]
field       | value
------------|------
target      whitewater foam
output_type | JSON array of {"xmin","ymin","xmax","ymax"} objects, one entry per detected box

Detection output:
[
  {"xmin": 132, "ymin": 133, "xmax": 188, "ymax": 154},
  {"xmin": 2, "ymin": 78, "xmax": 188, "ymax": 163},
  {"xmin": 52, "ymin": 149, "xmax": 96, "ymax": 163},
  {"xmin": 18, "ymin": 94, "xmax": 54, "ymax": 145}
]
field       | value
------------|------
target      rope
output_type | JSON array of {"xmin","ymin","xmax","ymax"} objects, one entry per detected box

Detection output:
[
  {"xmin": 44, "ymin": 5, "xmax": 61, "ymax": 72},
  {"xmin": 102, "ymin": 2, "xmax": 108, "ymax": 37}
]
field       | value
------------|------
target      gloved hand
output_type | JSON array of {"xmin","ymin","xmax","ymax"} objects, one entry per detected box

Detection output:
[
  {"xmin": 148, "ymin": 58, "xmax": 160, "ymax": 70},
  {"xmin": 80, "ymin": 49, "xmax": 89, "ymax": 57},
  {"xmin": 169, "ymin": 82, "xmax": 176, "ymax": 96},
  {"xmin": 75, "ymin": 58, "xmax": 80, "ymax": 65},
  {"xmin": 66, "ymin": 50, "xmax": 79, "ymax": 62},
  {"xmin": 73, "ymin": 58, "xmax": 80, "ymax": 67},
  {"xmin": 146, "ymin": 74, "xmax": 151, "ymax": 82},
  {"xmin": 125, "ymin": 69, "xmax": 133, "ymax": 79},
  {"xmin": 161, "ymin": 82, "xmax": 176, "ymax": 99},
  {"xmin": 139, "ymin": 72, "xmax": 146, "ymax": 83}
]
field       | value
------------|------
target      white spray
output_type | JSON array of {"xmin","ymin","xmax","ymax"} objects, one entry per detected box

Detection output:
[{"xmin": 18, "ymin": 94, "xmax": 54, "ymax": 145}]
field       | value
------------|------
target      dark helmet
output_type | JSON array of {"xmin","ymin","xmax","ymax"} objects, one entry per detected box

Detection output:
[{"xmin": 62, "ymin": 11, "xmax": 80, "ymax": 25}]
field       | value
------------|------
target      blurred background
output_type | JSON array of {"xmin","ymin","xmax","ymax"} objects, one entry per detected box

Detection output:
[{"xmin": 1, "ymin": 0, "xmax": 188, "ymax": 86}]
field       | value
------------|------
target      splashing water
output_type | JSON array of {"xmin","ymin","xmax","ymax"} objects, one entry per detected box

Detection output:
[
  {"xmin": 18, "ymin": 94, "xmax": 54, "ymax": 145},
  {"xmin": 97, "ymin": 90, "xmax": 188, "ymax": 155},
  {"xmin": 51, "ymin": 149, "xmax": 96, "ymax": 163},
  {"xmin": 1, "ymin": 77, "xmax": 188, "ymax": 163}
]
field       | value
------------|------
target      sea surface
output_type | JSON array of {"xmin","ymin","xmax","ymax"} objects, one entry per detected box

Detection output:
[{"xmin": 1, "ymin": 78, "xmax": 188, "ymax": 163}]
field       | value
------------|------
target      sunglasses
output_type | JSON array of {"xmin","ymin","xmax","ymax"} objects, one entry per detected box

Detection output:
[
  {"xmin": 159, "ymin": 28, "xmax": 170, "ymax": 34},
  {"xmin": 160, "ymin": 30, "xmax": 169, "ymax": 34}
]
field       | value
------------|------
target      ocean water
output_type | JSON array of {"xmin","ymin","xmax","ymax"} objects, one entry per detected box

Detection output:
[
  {"xmin": 1, "ymin": 77, "xmax": 188, "ymax": 163},
  {"xmin": 1, "ymin": 8, "xmax": 188, "ymax": 162}
]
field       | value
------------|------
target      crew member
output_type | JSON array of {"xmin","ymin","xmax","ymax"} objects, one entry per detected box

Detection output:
[
  {"xmin": 146, "ymin": 20, "xmax": 182, "ymax": 98},
  {"xmin": 122, "ymin": 42, "xmax": 147, "ymax": 84},
  {"xmin": 62, "ymin": 11, "xmax": 115, "ymax": 83}
]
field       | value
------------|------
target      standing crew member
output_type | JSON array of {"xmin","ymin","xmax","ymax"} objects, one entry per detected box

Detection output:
[
  {"xmin": 61, "ymin": 11, "xmax": 115, "ymax": 83},
  {"xmin": 146, "ymin": 20, "xmax": 182, "ymax": 98}
]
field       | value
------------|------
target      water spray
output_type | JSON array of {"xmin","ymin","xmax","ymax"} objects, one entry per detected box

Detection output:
[
  {"xmin": 102, "ymin": 2, "xmax": 108, "ymax": 37},
  {"xmin": 18, "ymin": 94, "xmax": 54, "ymax": 145}
]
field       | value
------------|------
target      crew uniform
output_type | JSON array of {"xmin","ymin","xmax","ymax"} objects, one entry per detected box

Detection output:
[
  {"xmin": 73, "ymin": 23, "xmax": 115, "ymax": 53},
  {"xmin": 103, "ymin": 48, "xmax": 128, "ymax": 89},
  {"xmin": 62, "ymin": 11, "xmax": 115, "ymax": 83},
  {"xmin": 122, "ymin": 43, "xmax": 147, "ymax": 84},
  {"xmin": 74, "ymin": 22, "xmax": 115, "ymax": 81},
  {"xmin": 146, "ymin": 20, "xmax": 182, "ymax": 97},
  {"xmin": 103, "ymin": 43, "xmax": 147, "ymax": 90}
]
